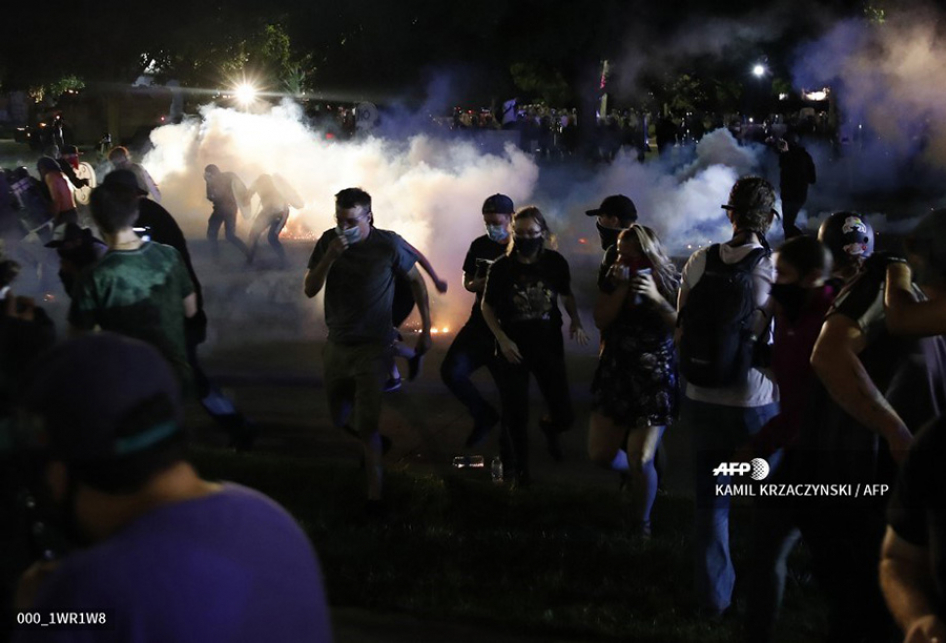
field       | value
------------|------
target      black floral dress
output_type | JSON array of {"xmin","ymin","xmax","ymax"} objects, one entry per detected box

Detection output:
[{"xmin": 591, "ymin": 297, "xmax": 679, "ymax": 428}]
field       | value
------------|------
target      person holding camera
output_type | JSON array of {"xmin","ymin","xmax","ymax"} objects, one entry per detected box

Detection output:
[
  {"xmin": 589, "ymin": 225, "xmax": 679, "ymax": 537},
  {"xmin": 440, "ymin": 194, "xmax": 515, "ymax": 448}
]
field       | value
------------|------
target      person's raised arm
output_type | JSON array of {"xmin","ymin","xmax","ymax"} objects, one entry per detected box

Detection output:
[
  {"xmin": 810, "ymin": 314, "xmax": 912, "ymax": 464},
  {"xmin": 880, "ymin": 527, "xmax": 945, "ymax": 643},
  {"xmin": 884, "ymin": 262, "xmax": 946, "ymax": 337},
  {"xmin": 304, "ymin": 236, "xmax": 347, "ymax": 298}
]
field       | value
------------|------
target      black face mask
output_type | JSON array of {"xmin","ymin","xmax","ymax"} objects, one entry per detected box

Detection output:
[
  {"xmin": 770, "ymin": 283, "xmax": 808, "ymax": 322},
  {"xmin": 596, "ymin": 221, "xmax": 621, "ymax": 251},
  {"xmin": 515, "ymin": 236, "xmax": 543, "ymax": 256}
]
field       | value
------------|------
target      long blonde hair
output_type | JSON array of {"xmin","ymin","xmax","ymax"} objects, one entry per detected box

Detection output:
[{"xmin": 619, "ymin": 225, "xmax": 680, "ymax": 303}]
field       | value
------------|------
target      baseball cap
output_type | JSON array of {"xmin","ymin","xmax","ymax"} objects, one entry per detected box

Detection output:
[
  {"xmin": 24, "ymin": 333, "xmax": 184, "ymax": 463},
  {"xmin": 585, "ymin": 195, "xmax": 638, "ymax": 224},
  {"xmin": 103, "ymin": 169, "xmax": 147, "ymax": 196},
  {"xmin": 482, "ymin": 194, "xmax": 515, "ymax": 214},
  {"xmin": 62, "ymin": 145, "xmax": 81, "ymax": 156}
]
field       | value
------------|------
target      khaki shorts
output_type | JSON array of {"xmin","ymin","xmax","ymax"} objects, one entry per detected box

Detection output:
[{"xmin": 323, "ymin": 341, "xmax": 390, "ymax": 438}]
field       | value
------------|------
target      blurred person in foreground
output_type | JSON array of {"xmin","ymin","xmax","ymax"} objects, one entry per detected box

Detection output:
[
  {"xmin": 880, "ymin": 209, "xmax": 946, "ymax": 643},
  {"xmin": 13, "ymin": 333, "xmax": 333, "ymax": 642}
]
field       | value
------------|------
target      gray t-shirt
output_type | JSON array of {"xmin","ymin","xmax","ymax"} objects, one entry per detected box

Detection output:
[{"xmin": 308, "ymin": 227, "xmax": 417, "ymax": 345}]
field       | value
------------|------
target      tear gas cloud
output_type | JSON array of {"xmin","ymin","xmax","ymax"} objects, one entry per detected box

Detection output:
[
  {"xmin": 139, "ymin": 102, "xmax": 769, "ymax": 332},
  {"xmin": 792, "ymin": 11, "xmax": 946, "ymax": 191}
]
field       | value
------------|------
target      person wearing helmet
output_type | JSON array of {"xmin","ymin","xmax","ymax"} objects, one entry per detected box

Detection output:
[
  {"xmin": 817, "ymin": 211, "xmax": 874, "ymax": 285},
  {"xmin": 796, "ymin": 211, "xmax": 946, "ymax": 642}
]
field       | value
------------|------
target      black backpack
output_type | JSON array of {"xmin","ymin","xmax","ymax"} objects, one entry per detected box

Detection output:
[{"xmin": 678, "ymin": 244, "xmax": 768, "ymax": 388}]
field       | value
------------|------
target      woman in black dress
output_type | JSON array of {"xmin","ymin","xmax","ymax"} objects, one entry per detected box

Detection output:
[{"xmin": 589, "ymin": 225, "xmax": 679, "ymax": 536}]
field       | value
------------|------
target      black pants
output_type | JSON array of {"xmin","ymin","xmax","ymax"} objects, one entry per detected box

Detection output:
[
  {"xmin": 207, "ymin": 204, "xmax": 249, "ymax": 258},
  {"xmin": 440, "ymin": 320, "xmax": 502, "ymax": 429},
  {"xmin": 781, "ymin": 198, "xmax": 805, "ymax": 237},
  {"xmin": 797, "ymin": 496, "xmax": 896, "ymax": 643},
  {"xmin": 495, "ymin": 324, "xmax": 574, "ymax": 476}
]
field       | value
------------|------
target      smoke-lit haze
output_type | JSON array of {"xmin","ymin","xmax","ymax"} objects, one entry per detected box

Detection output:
[{"xmin": 139, "ymin": 102, "xmax": 768, "ymax": 333}]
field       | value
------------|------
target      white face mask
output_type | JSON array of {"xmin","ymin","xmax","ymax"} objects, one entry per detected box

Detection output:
[
  {"xmin": 485, "ymin": 223, "xmax": 508, "ymax": 242},
  {"xmin": 336, "ymin": 225, "xmax": 362, "ymax": 244}
]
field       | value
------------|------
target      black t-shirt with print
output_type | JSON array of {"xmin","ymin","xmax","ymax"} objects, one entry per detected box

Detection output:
[
  {"xmin": 462, "ymin": 235, "xmax": 510, "ymax": 327},
  {"xmin": 887, "ymin": 415, "xmax": 946, "ymax": 619},
  {"xmin": 483, "ymin": 249, "xmax": 572, "ymax": 334}
]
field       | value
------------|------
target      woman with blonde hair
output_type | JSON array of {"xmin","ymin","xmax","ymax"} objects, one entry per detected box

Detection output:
[
  {"xmin": 482, "ymin": 206, "xmax": 589, "ymax": 486},
  {"xmin": 589, "ymin": 224, "xmax": 680, "ymax": 537}
]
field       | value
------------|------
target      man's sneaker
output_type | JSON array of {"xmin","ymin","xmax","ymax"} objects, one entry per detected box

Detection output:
[
  {"xmin": 383, "ymin": 376, "xmax": 402, "ymax": 392},
  {"xmin": 539, "ymin": 418, "xmax": 564, "ymax": 462}
]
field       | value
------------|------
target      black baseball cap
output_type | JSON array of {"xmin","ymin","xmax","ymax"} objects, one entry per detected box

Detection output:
[
  {"xmin": 585, "ymin": 195, "xmax": 638, "ymax": 224},
  {"xmin": 24, "ymin": 333, "xmax": 184, "ymax": 463},
  {"xmin": 482, "ymin": 193, "xmax": 515, "ymax": 214}
]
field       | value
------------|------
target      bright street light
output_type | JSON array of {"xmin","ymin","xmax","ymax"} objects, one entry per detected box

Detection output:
[
  {"xmin": 235, "ymin": 83, "xmax": 258, "ymax": 106},
  {"xmin": 752, "ymin": 64, "xmax": 767, "ymax": 78}
]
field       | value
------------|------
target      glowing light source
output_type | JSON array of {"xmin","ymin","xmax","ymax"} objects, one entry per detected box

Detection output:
[
  {"xmin": 803, "ymin": 88, "xmax": 829, "ymax": 101},
  {"xmin": 752, "ymin": 64, "xmax": 767, "ymax": 77},
  {"xmin": 235, "ymin": 83, "xmax": 258, "ymax": 106}
]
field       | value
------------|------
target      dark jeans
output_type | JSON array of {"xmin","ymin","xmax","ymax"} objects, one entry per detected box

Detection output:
[
  {"xmin": 248, "ymin": 209, "xmax": 288, "ymax": 265},
  {"xmin": 781, "ymin": 198, "xmax": 805, "ymax": 237},
  {"xmin": 686, "ymin": 397, "xmax": 779, "ymax": 615},
  {"xmin": 495, "ymin": 324, "xmax": 574, "ymax": 477},
  {"xmin": 440, "ymin": 321, "xmax": 501, "ymax": 429},
  {"xmin": 207, "ymin": 204, "xmax": 249, "ymax": 258}
]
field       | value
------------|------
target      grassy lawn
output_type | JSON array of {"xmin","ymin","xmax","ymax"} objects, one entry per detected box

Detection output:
[{"xmin": 191, "ymin": 447, "xmax": 827, "ymax": 643}]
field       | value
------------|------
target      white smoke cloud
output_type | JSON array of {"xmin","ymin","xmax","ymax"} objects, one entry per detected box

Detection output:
[{"xmin": 138, "ymin": 101, "xmax": 769, "ymax": 335}]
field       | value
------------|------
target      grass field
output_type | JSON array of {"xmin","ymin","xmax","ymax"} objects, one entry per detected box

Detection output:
[{"xmin": 192, "ymin": 447, "xmax": 828, "ymax": 643}]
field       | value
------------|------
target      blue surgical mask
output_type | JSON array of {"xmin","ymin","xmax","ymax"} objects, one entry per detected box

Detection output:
[
  {"xmin": 486, "ymin": 224, "xmax": 508, "ymax": 243},
  {"xmin": 336, "ymin": 225, "xmax": 362, "ymax": 244}
]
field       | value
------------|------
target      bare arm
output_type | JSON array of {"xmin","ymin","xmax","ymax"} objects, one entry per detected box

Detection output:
[
  {"xmin": 303, "ymin": 237, "xmax": 347, "ymax": 298},
  {"xmin": 183, "ymin": 293, "xmax": 197, "ymax": 319},
  {"xmin": 44, "ymin": 175, "xmax": 62, "ymax": 215},
  {"xmin": 880, "ymin": 527, "xmax": 946, "ymax": 643},
  {"xmin": 885, "ymin": 263, "xmax": 946, "ymax": 337},
  {"xmin": 594, "ymin": 284, "xmax": 630, "ymax": 330},
  {"xmin": 810, "ymin": 314, "xmax": 912, "ymax": 463},
  {"xmin": 405, "ymin": 241, "xmax": 447, "ymax": 293},
  {"xmin": 406, "ymin": 265, "xmax": 432, "ymax": 354},
  {"xmin": 463, "ymin": 271, "xmax": 485, "ymax": 294}
]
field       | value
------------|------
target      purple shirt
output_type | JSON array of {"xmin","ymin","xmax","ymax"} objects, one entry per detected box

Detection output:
[{"xmin": 18, "ymin": 484, "xmax": 332, "ymax": 642}]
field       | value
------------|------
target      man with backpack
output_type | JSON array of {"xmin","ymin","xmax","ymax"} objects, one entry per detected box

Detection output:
[{"xmin": 676, "ymin": 176, "xmax": 779, "ymax": 619}]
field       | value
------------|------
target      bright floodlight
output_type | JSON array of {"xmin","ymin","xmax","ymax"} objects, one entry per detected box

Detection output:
[
  {"xmin": 235, "ymin": 83, "xmax": 257, "ymax": 105},
  {"xmin": 752, "ymin": 64, "xmax": 766, "ymax": 77}
]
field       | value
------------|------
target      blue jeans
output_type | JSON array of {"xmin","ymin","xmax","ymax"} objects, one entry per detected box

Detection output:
[{"xmin": 685, "ymin": 397, "xmax": 779, "ymax": 615}]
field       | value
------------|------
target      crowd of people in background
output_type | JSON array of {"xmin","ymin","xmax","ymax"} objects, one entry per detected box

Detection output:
[{"xmin": 0, "ymin": 119, "xmax": 944, "ymax": 643}]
